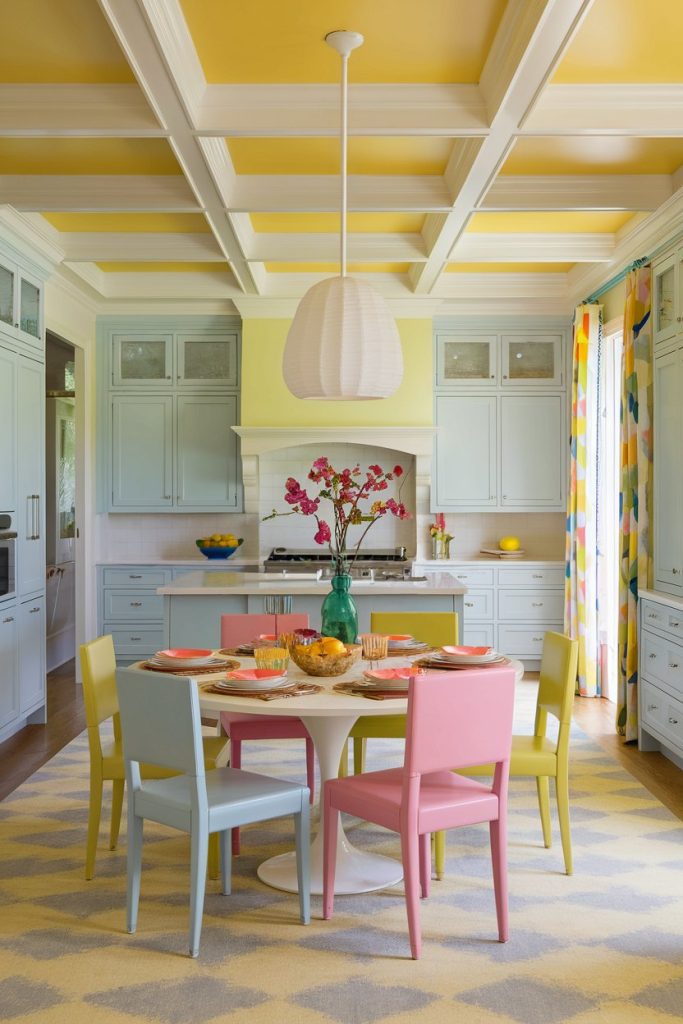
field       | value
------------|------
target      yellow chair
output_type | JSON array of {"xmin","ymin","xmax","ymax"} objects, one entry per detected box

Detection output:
[
  {"xmin": 433, "ymin": 631, "xmax": 579, "ymax": 877},
  {"xmin": 80, "ymin": 636, "xmax": 228, "ymax": 880},
  {"xmin": 344, "ymin": 612, "xmax": 458, "ymax": 776}
]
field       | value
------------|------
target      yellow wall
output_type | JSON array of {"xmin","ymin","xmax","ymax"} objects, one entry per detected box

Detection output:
[
  {"xmin": 241, "ymin": 318, "xmax": 433, "ymax": 426},
  {"xmin": 600, "ymin": 279, "xmax": 626, "ymax": 325}
]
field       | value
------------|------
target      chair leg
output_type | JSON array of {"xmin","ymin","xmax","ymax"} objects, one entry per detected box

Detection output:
[
  {"xmin": 85, "ymin": 771, "xmax": 103, "ymax": 880},
  {"xmin": 295, "ymin": 798, "xmax": 311, "ymax": 924},
  {"xmin": 489, "ymin": 818, "xmax": 509, "ymax": 943},
  {"xmin": 208, "ymin": 833, "xmax": 220, "ymax": 880},
  {"xmin": 400, "ymin": 825, "xmax": 422, "ymax": 959},
  {"xmin": 219, "ymin": 830, "xmax": 231, "ymax": 895},
  {"xmin": 126, "ymin": 809, "xmax": 143, "ymax": 935},
  {"xmin": 433, "ymin": 829, "xmax": 446, "ymax": 880},
  {"xmin": 556, "ymin": 766, "xmax": 573, "ymax": 875},
  {"xmin": 305, "ymin": 737, "xmax": 316, "ymax": 804},
  {"xmin": 322, "ymin": 789, "xmax": 339, "ymax": 920},
  {"xmin": 109, "ymin": 779, "xmax": 124, "ymax": 851},
  {"xmin": 338, "ymin": 740, "xmax": 349, "ymax": 777},
  {"xmin": 189, "ymin": 824, "xmax": 209, "ymax": 958},
  {"xmin": 419, "ymin": 832, "xmax": 431, "ymax": 898},
  {"xmin": 352, "ymin": 736, "xmax": 366, "ymax": 775},
  {"xmin": 536, "ymin": 776, "xmax": 552, "ymax": 848},
  {"xmin": 231, "ymin": 738, "xmax": 242, "ymax": 856}
]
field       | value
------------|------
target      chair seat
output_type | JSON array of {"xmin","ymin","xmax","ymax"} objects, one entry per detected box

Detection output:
[
  {"xmin": 221, "ymin": 712, "xmax": 309, "ymax": 739},
  {"xmin": 510, "ymin": 735, "xmax": 557, "ymax": 776},
  {"xmin": 327, "ymin": 767, "xmax": 499, "ymax": 834}
]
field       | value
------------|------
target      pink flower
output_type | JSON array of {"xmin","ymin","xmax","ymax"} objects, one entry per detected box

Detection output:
[
  {"xmin": 393, "ymin": 465, "xmax": 403, "ymax": 477},
  {"xmin": 369, "ymin": 464, "xmax": 382, "ymax": 476},
  {"xmin": 314, "ymin": 520, "xmax": 331, "ymax": 545}
]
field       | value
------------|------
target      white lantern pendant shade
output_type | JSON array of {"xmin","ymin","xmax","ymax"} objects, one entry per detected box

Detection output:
[{"xmin": 282, "ymin": 30, "xmax": 403, "ymax": 401}]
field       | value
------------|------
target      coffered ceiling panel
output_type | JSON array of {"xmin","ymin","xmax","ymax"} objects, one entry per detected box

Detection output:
[
  {"xmin": 0, "ymin": 139, "xmax": 181, "ymax": 175},
  {"xmin": 503, "ymin": 137, "xmax": 683, "ymax": 176},
  {"xmin": 227, "ymin": 138, "xmax": 455, "ymax": 177}
]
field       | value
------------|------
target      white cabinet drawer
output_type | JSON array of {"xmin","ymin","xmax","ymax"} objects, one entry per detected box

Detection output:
[
  {"xmin": 462, "ymin": 623, "xmax": 495, "ymax": 647},
  {"xmin": 641, "ymin": 630, "xmax": 683, "ymax": 699},
  {"xmin": 102, "ymin": 568, "xmax": 171, "ymax": 587},
  {"xmin": 449, "ymin": 568, "xmax": 494, "ymax": 586},
  {"xmin": 108, "ymin": 628, "xmax": 166, "ymax": 658},
  {"xmin": 498, "ymin": 567, "xmax": 565, "ymax": 587},
  {"xmin": 103, "ymin": 590, "xmax": 165, "ymax": 621},
  {"xmin": 498, "ymin": 625, "xmax": 558, "ymax": 658},
  {"xmin": 641, "ymin": 679, "xmax": 683, "ymax": 750},
  {"xmin": 462, "ymin": 590, "xmax": 494, "ymax": 620},
  {"xmin": 498, "ymin": 589, "xmax": 564, "ymax": 621},
  {"xmin": 641, "ymin": 599, "xmax": 683, "ymax": 643}
]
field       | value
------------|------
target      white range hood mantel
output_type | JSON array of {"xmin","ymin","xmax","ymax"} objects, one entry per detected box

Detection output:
[{"xmin": 233, "ymin": 426, "xmax": 436, "ymax": 514}]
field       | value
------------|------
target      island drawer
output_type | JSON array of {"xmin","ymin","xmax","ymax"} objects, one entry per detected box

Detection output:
[
  {"xmin": 449, "ymin": 568, "xmax": 494, "ymax": 586},
  {"xmin": 641, "ymin": 599, "xmax": 683, "ymax": 644},
  {"xmin": 497, "ymin": 624, "xmax": 561, "ymax": 659},
  {"xmin": 462, "ymin": 623, "xmax": 495, "ymax": 647},
  {"xmin": 102, "ymin": 568, "xmax": 171, "ymax": 587},
  {"xmin": 107, "ymin": 628, "xmax": 166, "ymax": 660},
  {"xmin": 462, "ymin": 590, "xmax": 494, "ymax": 620},
  {"xmin": 103, "ymin": 590, "xmax": 165, "ymax": 621},
  {"xmin": 498, "ymin": 567, "xmax": 564, "ymax": 587},
  {"xmin": 498, "ymin": 589, "xmax": 564, "ymax": 621}
]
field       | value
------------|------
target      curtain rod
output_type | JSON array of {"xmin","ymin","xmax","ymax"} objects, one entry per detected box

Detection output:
[{"xmin": 583, "ymin": 256, "xmax": 650, "ymax": 304}]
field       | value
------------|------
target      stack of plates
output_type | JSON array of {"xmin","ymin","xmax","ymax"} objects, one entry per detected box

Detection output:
[
  {"xmin": 425, "ymin": 645, "xmax": 506, "ymax": 668},
  {"xmin": 358, "ymin": 666, "xmax": 414, "ymax": 692},
  {"xmin": 212, "ymin": 668, "xmax": 289, "ymax": 692},
  {"xmin": 386, "ymin": 634, "xmax": 414, "ymax": 649},
  {"xmin": 148, "ymin": 648, "xmax": 227, "ymax": 670}
]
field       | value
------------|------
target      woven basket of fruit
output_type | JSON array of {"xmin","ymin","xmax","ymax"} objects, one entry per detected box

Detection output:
[{"xmin": 290, "ymin": 638, "xmax": 361, "ymax": 677}]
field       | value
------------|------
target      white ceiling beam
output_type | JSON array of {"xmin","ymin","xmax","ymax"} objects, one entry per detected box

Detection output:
[
  {"xmin": 437, "ymin": 271, "xmax": 569, "ymax": 300},
  {"xmin": 246, "ymin": 233, "xmax": 427, "ymax": 262},
  {"xmin": 451, "ymin": 231, "xmax": 614, "ymax": 262},
  {"xmin": 0, "ymin": 83, "xmax": 163, "ymax": 135},
  {"xmin": 524, "ymin": 84, "xmax": 683, "ymax": 135},
  {"xmin": 228, "ymin": 174, "xmax": 452, "ymax": 213},
  {"xmin": 0, "ymin": 175, "xmax": 200, "ymax": 212},
  {"xmin": 482, "ymin": 174, "xmax": 672, "ymax": 212},
  {"xmin": 410, "ymin": 0, "xmax": 595, "ymax": 295},
  {"xmin": 60, "ymin": 231, "xmax": 224, "ymax": 261},
  {"xmin": 88, "ymin": 270, "xmax": 244, "ymax": 299},
  {"xmin": 97, "ymin": 0, "xmax": 259, "ymax": 294},
  {"xmin": 196, "ymin": 84, "xmax": 488, "ymax": 136}
]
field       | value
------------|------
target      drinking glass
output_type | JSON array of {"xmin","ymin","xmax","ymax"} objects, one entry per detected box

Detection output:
[
  {"xmin": 254, "ymin": 647, "xmax": 290, "ymax": 672},
  {"xmin": 359, "ymin": 633, "xmax": 389, "ymax": 670}
]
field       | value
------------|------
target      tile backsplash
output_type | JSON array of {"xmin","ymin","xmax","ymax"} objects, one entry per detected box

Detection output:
[
  {"xmin": 95, "ymin": 512, "xmax": 259, "ymax": 562},
  {"xmin": 416, "ymin": 511, "xmax": 565, "ymax": 562}
]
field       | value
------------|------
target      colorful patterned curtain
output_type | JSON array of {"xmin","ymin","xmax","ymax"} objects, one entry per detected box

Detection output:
[
  {"xmin": 565, "ymin": 304, "xmax": 603, "ymax": 696},
  {"xmin": 618, "ymin": 267, "xmax": 653, "ymax": 740}
]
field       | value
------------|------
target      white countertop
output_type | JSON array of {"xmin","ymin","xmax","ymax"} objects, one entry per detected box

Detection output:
[
  {"xmin": 416, "ymin": 558, "xmax": 564, "ymax": 567},
  {"xmin": 157, "ymin": 570, "xmax": 468, "ymax": 597},
  {"xmin": 97, "ymin": 559, "xmax": 260, "ymax": 566},
  {"xmin": 639, "ymin": 589, "xmax": 683, "ymax": 612}
]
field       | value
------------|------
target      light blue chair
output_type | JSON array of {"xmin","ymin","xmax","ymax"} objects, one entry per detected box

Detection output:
[{"xmin": 116, "ymin": 667, "xmax": 311, "ymax": 958}]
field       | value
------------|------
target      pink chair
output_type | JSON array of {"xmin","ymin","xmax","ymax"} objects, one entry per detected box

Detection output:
[
  {"xmin": 322, "ymin": 667, "xmax": 516, "ymax": 959},
  {"xmin": 219, "ymin": 613, "xmax": 315, "ymax": 855}
]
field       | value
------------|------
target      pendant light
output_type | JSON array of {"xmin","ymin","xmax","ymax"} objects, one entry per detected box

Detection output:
[{"xmin": 282, "ymin": 30, "xmax": 403, "ymax": 400}]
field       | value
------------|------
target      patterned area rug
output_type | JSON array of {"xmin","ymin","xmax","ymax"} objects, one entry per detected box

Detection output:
[{"xmin": 1, "ymin": 679, "xmax": 682, "ymax": 1024}]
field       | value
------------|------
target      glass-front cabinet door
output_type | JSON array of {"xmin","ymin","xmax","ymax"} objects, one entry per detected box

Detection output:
[
  {"xmin": 111, "ymin": 333, "xmax": 173, "ymax": 386},
  {"xmin": 19, "ymin": 274, "xmax": 41, "ymax": 340},
  {"xmin": 501, "ymin": 334, "xmax": 563, "ymax": 387},
  {"xmin": 0, "ymin": 261, "xmax": 15, "ymax": 329},
  {"xmin": 176, "ymin": 333, "xmax": 238, "ymax": 387},
  {"xmin": 653, "ymin": 253, "xmax": 678, "ymax": 348},
  {"xmin": 435, "ymin": 334, "xmax": 497, "ymax": 386}
]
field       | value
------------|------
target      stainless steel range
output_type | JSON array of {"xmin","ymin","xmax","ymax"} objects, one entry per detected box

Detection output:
[{"xmin": 263, "ymin": 547, "xmax": 426, "ymax": 581}]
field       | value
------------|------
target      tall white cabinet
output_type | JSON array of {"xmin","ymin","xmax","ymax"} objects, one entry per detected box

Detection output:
[{"xmin": 0, "ymin": 235, "xmax": 49, "ymax": 742}]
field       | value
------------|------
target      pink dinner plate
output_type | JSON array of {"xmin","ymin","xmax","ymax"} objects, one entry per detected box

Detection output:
[
  {"xmin": 363, "ymin": 667, "xmax": 414, "ymax": 682},
  {"xmin": 227, "ymin": 668, "xmax": 287, "ymax": 682},
  {"xmin": 440, "ymin": 645, "xmax": 492, "ymax": 657},
  {"xmin": 256, "ymin": 634, "xmax": 278, "ymax": 642},
  {"xmin": 387, "ymin": 634, "xmax": 413, "ymax": 642},
  {"xmin": 156, "ymin": 648, "xmax": 213, "ymax": 660}
]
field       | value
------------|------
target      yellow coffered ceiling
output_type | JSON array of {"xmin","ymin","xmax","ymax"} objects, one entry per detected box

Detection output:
[{"xmin": 2, "ymin": 0, "xmax": 683, "ymax": 315}]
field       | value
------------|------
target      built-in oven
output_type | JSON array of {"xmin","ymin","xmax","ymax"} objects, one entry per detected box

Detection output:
[{"xmin": 0, "ymin": 513, "xmax": 17, "ymax": 603}]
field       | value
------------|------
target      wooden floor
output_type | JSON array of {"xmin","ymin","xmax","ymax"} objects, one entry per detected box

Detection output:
[{"xmin": 0, "ymin": 662, "xmax": 681, "ymax": 820}]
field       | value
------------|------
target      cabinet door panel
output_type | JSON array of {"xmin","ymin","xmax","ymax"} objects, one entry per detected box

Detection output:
[
  {"xmin": 434, "ymin": 395, "xmax": 496, "ymax": 508},
  {"xmin": 501, "ymin": 334, "xmax": 562, "ymax": 386},
  {"xmin": 0, "ymin": 608, "xmax": 19, "ymax": 730},
  {"xmin": 177, "ymin": 334, "xmax": 238, "ymax": 387},
  {"xmin": 435, "ymin": 334, "xmax": 497, "ymax": 386},
  {"xmin": 177, "ymin": 395, "xmax": 239, "ymax": 509},
  {"xmin": 500, "ymin": 395, "xmax": 564, "ymax": 507},
  {"xmin": 0, "ymin": 346, "xmax": 16, "ymax": 511},
  {"xmin": 654, "ymin": 350, "xmax": 683, "ymax": 589},
  {"xmin": 653, "ymin": 254, "xmax": 677, "ymax": 348},
  {"xmin": 111, "ymin": 395, "xmax": 173, "ymax": 509},
  {"xmin": 111, "ymin": 333, "xmax": 173, "ymax": 386},
  {"xmin": 17, "ymin": 356, "xmax": 45, "ymax": 596},
  {"xmin": 19, "ymin": 596, "xmax": 45, "ymax": 714}
]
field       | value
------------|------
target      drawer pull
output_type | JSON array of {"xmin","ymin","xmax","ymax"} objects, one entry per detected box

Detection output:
[
  {"xmin": 465, "ymin": 602, "xmax": 474, "ymax": 608},
  {"xmin": 532, "ymin": 636, "xmax": 543, "ymax": 642},
  {"xmin": 649, "ymin": 653, "xmax": 657, "ymax": 659},
  {"xmin": 668, "ymin": 716, "xmax": 679, "ymax": 725},
  {"xmin": 2, "ymin": 616, "xmax": 14, "ymax": 623},
  {"xmin": 130, "ymin": 636, "xmax": 142, "ymax": 641},
  {"xmin": 129, "ymin": 574, "xmax": 143, "ymax": 579},
  {"xmin": 532, "ymin": 574, "xmax": 543, "ymax": 579},
  {"xmin": 673, "ymin": 568, "xmax": 680, "ymax": 575},
  {"xmin": 29, "ymin": 606, "xmax": 40, "ymax": 613},
  {"xmin": 130, "ymin": 601, "xmax": 143, "ymax": 607},
  {"xmin": 669, "ymin": 663, "xmax": 679, "ymax": 669},
  {"xmin": 670, "ymin": 620, "xmax": 680, "ymax": 628},
  {"xmin": 532, "ymin": 602, "xmax": 543, "ymax": 607},
  {"xmin": 647, "ymin": 703, "xmax": 659, "ymax": 711},
  {"xmin": 647, "ymin": 612, "xmax": 657, "ymax": 619}
]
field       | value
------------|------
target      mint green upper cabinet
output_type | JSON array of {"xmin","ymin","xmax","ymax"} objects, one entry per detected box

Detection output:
[
  {"xmin": 177, "ymin": 395, "xmax": 239, "ymax": 509},
  {"xmin": 654, "ymin": 347, "xmax": 683, "ymax": 592},
  {"xmin": 17, "ymin": 355, "xmax": 45, "ymax": 597},
  {"xmin": 501, "ymin": 334, "xmax": 563, "ymax": 387},
  {"xmin": 434, "ymin": 395, "xmax": 497, "ymax": 508},
  {"xmin": 177, "ymin": 333, "xmax": 238, "ymax": 388},
  {"xmin": 436, "ymin": 334, "xmax": 497, "ymax": 387},
  {"xmin": 500, "ymin": 395, "xmax": 564, "ymax": 507},
  {"xmin": 111, "ymin": 333, "xmax": 173, "ymax": 386},
  {"xmin": 0, "ymin": 346, "xmax": 16, "ymax": 511},
  {"xmin": 0, "ymin": 253, "xmax": 44, "ymax": 352},
  {"xmin": 111, "ymin": 395, "xmax": 174, "ymax": 509}
]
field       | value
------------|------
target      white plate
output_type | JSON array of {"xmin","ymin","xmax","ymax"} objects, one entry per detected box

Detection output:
[
  {"xmin": 214, "ymin": 674, "xmax": 289, "ymax": 692},
  {"xmin": 427, "ymin": 654, "xmax": 507, "ymax": 667},
  {"xmin": 148, "ymin": 655, "xmax": 228, "ymax": 670},
  {"xmin": 357, "ymin": 678, "xmax": 411, "ymax": 691},
  {"xmin": 435, "ymin": 650, "xmax": 499, "ymax": 665}
]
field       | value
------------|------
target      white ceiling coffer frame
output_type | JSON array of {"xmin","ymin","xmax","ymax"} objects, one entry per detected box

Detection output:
[{"xmin": 233, "ymin": 427, "xmax": 436, "ymax": 516}]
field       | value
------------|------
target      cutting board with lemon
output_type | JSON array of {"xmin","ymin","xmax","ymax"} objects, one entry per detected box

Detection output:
[{"xmin": 480, "ymin": 536, "xmax": 525, "ymax": 559}]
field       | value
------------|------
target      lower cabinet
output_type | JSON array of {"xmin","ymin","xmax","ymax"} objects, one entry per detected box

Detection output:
[
  {"xmin": 639, "ymin": 592, "xmax": 683, "ymax": 770},
  {"xmin": 19, "ymin": 595, "xmax": 46, "ymax": 715},
  {"xmin": 0, "ymin": 604, "xmax": 19, "ymax": 731}
]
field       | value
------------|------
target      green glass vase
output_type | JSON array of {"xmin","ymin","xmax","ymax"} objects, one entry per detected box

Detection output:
[{"xmin": 321, "ymin": 573, "xmax": 358, "ymax": 645}]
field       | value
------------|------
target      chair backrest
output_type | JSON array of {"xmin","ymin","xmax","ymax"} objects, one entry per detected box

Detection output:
[
  {"xmin": 369, "ymin": 611, "xmax": 458, "ymax": 647},
  {"xmin": 220, "ymin": 613, "xmax": 309, "ymax": 648},
  {"xmin": 116, "ymin": 667, "xmax": 205, "ymax": 777},
  {"xmin": 80, "ymin": 635, "xmax": 122, "ymax": 759},
  {"xmin": 535, "ymin": 632, "xmax": 579, "ymax": 731},
  {"xmin": 404, "ymin": 667, "xmax": 515, "ymax": 776}
]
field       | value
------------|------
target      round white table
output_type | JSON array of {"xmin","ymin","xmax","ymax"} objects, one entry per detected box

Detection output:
[{"xmin": 197, "ymin": 655, "xmax": 525, "ymax": 897}]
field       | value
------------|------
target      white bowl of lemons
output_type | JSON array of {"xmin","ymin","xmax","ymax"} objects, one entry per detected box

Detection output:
[{"xmin": 196, "ymin": 534, "xmax": 243, "ymax": 560}]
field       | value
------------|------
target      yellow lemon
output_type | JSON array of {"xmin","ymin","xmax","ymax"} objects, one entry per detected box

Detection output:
[
  {"xmin": 321, "ymin": 637, "xmax": 346, "ymax": 655},
  {"xmin": 499, "ymin": 536, "xmax": 521, "ymax": 551},
  {"xmin": 210, "ymin": 533, "xmax": 222, "ymax": 542}
]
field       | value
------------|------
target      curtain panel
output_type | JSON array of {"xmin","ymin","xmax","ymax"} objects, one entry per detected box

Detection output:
[
  {"xmin": 565, "ymin": 304, "xmax": 603, "ymax": 697},
  {"xmin": 617, "ymin": 267, "xmax": 653, "ymax": 741}
]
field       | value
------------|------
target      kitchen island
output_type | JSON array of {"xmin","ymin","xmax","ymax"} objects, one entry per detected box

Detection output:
[{"xmin": 158, "ymin": 570, "xmax": 467, "ymax": 649}]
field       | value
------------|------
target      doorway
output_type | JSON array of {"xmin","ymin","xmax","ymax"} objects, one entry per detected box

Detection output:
[{"xmin": 45, "ymin": 333, "xmax": 76, "ymax": 672}]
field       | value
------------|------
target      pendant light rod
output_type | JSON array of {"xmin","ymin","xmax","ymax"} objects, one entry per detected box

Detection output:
[{"xmin": 325, "ymin": 31, "xmax": 363, "ymax": 280}]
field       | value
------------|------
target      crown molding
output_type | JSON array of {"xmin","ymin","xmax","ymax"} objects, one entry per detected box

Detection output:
[{"xmin": 0, "ymin": 206, "xmax": 64, "ymax": 270}]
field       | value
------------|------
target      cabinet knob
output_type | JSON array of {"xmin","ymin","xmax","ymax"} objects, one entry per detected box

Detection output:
[
  {"xmin": 164, "ymin": 495, "xmax": 171, "ymax": 500},
  {"xmin": 29, "ymin": 606, "xmax": 40, "ymax": 613},
  {"xmin": 669, "ymin": 716, "xmax": 679, "ymax": 725},
  {"xmin": 532, "ymin": 602, "xmax": 543, "ymax": 607},
  {"xmin": 490, "ymin": 374, "xmax": 495, "ymax": 378},
  {"xmin": 671, "ymin": 621, "xmax": 680, "ymax": 628},
  {"xmin": 669, "ymin": 662, "xmax": 679, "ymax": 669},
  {"xmin": 532, "ymin": 574, "xmax": 543, "ymax": 579},
  {"xmin": 649, "ymin": 652, "xmax": 657, "ymax": 658},
  {"xmin": 130, "ymin": 636, "xmax": 142, "ymax": 641},
  {"xmin": 465, "ymin": 602, "xmax": 474, "ymax": 608},
  {"xmin": 532, "ymin": 636, "xmax": 543, "ymax": 642},
  {"xmin": 503, "ymin": 374, "xmax": 508, "ymax": 379},
  {"xmin": 647, "ymin": 703, "xmax": 659, "ymax": 711},
  {"xmin": 2, "ymin": 616, "xmax": 14, "ymax": 623},
  {"xmin": 129, "ymin": 574, "xmax": 142, "ymax": 579},
  {"xmin": 130, "ymin": 601, "xmax": 142, "ymax": 607},
  {"xmin": 673, "ymin": 568, "xmax": 680, "ymax": 575}
]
